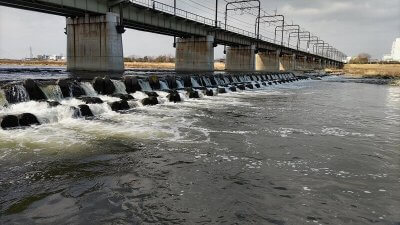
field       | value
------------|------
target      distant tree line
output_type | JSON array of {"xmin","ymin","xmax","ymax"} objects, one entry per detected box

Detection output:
[
  {"xmin": 124, "ymin": 55, "xmax": 175, "ymax": 63},
  {"xmin": 348, "ymin": 53, "xmax": 400, "ymax": 64},
  {"xmin": 349, "ymin": 53, "xmax": 371, "ymax": 64}
]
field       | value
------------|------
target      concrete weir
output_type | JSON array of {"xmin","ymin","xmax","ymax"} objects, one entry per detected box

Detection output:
[
  {"xmin": 175, "ymin": 35, "xmax": 215, "ymax": 72},
  {"xmin": 66, "ymin": 13, "xmax": 124, "ymax": 73},
  {"xmin": 0, "ymin": 73, "xmax": 309, "ymax": 130}
]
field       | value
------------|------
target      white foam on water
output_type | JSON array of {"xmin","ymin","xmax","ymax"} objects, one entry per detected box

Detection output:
[
  {"xmin": 87, "ymin": 102, "xmax": 116, "ymax": 116},
  {"xmin": 132, "ymin": 91, "xmax": 148, "ymax": 100},
  {"xmin": 155, "ymin": 91, "xmax": 169, "ymax": 105},
  {"xmin": 0, "ymin": 77, "xmax": 315, "ymax": 160},
  {"xmin": 96, "ymin": 95, "xmax": 122, "ymax": 103},
  {"xmin": 0, "ymin": 100, "xmax": 78, "ymax": 124}
]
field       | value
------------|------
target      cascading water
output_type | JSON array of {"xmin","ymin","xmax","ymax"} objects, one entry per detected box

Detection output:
[
  {"xmin": 232, "ymin": 77, "xmax": 239, "ymax": 83},
  {"xmin": 5, "ymin": 85, "xmax": 30, "ymax": 104},
  {"xmin": 202, "ymin": 77, "xmax": 212, "ymax": 87},
  {"xmin": 176, "ymin": 80, "xmax": 184, "ymax": 89},
  {"xmin": 138, "ymin": 79, "xmax": 153, "ymax": 92},
  {"xmin": 0, "ymin": 89, "xmax": 8, "ymax": 108},
  {"xmin": 191, "ymin": 78, "xmax": 201, "ymax": 88},
  {"xmin": 40, "ymin": 85, "xmax": 64, "ymax": 101},
  {"xmin": 112, "ymin": 80, "xmax": 128, "ymax": 94},
  {"xmin": 224, "ymin": 77, "xmax": 230, "ymax": 84},
  {"xmin": 159, "ymin": 80, "xmax": 170, "ymax": 90},
  {"xmin": 80, "ymin": 82, "xmax": 98, "ymax": 97},
  {"xmin": 215, "ymin": 77, "xmax": 225, "ymax": 86}
]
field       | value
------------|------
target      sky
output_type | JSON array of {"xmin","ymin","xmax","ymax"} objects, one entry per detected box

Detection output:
[{"xmin": 0, "ymin": 0, "xmax": 399, "ymax": 59}]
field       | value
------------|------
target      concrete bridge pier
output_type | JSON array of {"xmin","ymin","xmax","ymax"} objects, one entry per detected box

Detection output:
[
  {"xmin": 66, "ymin": 13, "xmax": 124, "ymax": 73},
  {"xmin": 225, "ymin": 45, "xmax": 256, "ymax": 72},
  {"xmin": 175, "ymin": 35, "xmax": 215, "ymax": 72},
  {"xmin": 297, "ymin": 56, "xmax": 308, "ymax": 70},
  {"xmin": 322, "ymin": 60, "xmax": 327, "ymax": 69},
  {"xmin": 305, "ymin": 57, "xmax": 313, "ymax": 70},
  {"xmin": 279, "ymin": 54, "xmax": 296, "ymax": 71},
  {"xmin": 255, "ymin": 50, "xmax": 280, "ymax": 72},
  {"xmin": 315, "ymin": 59, "xmax": 322, "ymax": 70}
]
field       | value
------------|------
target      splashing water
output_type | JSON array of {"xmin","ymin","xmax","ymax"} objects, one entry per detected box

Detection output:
[
  {"xmin": 214, "ymin": 77, "xmax": 223, "ymax": 86},
  {"xmin": 80, "ymin": 82, "xmax": 98, "ymax": 97},
  {"xmin": 0, "ymin": 89, "xmax": 8, "ymax": 108},
  {"xmin": 40, "ymin": 85, "xmax": 63, "ymax": 101},
  {"xmin": 138, "ymin": 79, "xmax": 153, "ymax": 92},
  {"xmin": 191, "ymin": 78, "xmax": 201, "ymax": 88},
  {"xmin": 112, "ymin": 80, "xmax": 128, "ymax": 94},
  {"xmin": 202, "ymin": 77, "xmax": 212, "ymax": 87},
  {"xmin": 5, "ymin": 85, "xmax": 30, "ymax": 104},
  {"xmin": 159, "ymin": 80, "xmax": 170, "ymax": 90},
  {"xmin": 176, "ymin": 80, "xmax": 184, "ymax": 89},
  {"xmin": 224, "ymin": 77, "xmax": 231, "ymax": 84}
]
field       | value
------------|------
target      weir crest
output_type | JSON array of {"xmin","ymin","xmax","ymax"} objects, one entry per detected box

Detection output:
[{"xmin": 0, "ymin": 73, "xmax": 308, "ymax": 130}]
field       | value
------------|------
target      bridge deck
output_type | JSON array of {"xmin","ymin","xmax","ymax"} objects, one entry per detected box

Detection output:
[{"xmin": 0, "ymin": 0, "xmax": 343, "ymax": 64}]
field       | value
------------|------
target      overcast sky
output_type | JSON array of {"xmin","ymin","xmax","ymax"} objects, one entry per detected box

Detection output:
[{"xmin": 0, "ymin": 0, "xmax": 399, "ymax": 59}]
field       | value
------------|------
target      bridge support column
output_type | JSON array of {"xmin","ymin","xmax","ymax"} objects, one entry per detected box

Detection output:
[
  {"xmin": 279, "ymin": 54, "xmax": 289, "ymax": 71},
  {"xmin": 279, "ymin": 54, "xmax": 296, "ymax": 71},
  {"xmin": 225, "ymin": 45, "xmax": 255, "ymax": 72},
  {"xmin": 311, "ymin": 58, "xmax": 318, "ymax": 70},
  {"xmin": 66, "ymin": 13, "xmax": 124, "ymax": 73},
  {"xmin": 175, "ymin": 35, "xmax": 214, "ymax": 72},
  {"xmin": 297, "ymin": 56, "xmax": 307, "ymax": 70},
  {"xmin": 256, "ymin": 50, "xmax": 279, "ymax": 72},
  {"xmin": 316, "ymin": 59, "xmax": 322, "ymax": 70},
  {"xmin": 322, "ymin": 60, "xmax": 327, "ymax": 69}
]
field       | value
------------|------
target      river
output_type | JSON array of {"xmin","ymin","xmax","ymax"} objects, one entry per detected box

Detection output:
[{"xmin": 0, "ymin": 69, "xmax": 399, "ymax": 225}]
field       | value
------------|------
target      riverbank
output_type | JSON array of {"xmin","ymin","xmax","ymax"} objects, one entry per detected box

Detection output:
[
  {"xmin": 0, "ymin": 59, "xmax": 226, "ymax": 71},
  {"xmin": 341, "ymin": 64, "xmax": 400, "ymax": 78},
  {"xmin": 326, "ymin": 64, "xmax": 400, "ymax": 86}
]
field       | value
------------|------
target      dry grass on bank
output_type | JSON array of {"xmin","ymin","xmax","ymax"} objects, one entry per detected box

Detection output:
[
  {"xmin": 125, "ymin": 62, "xmax": 226, "ymax": 70},
  {"xmin": 0, "ymin": 59, "xmax": 66, "ymax": 67},
  {"xmin": 342, "ymin": 64, "xmax": 400, "ymax": 78},
  {"xmin": 214, "ymin": 62, "xmax": 225, "ymax": 71},
  {"xmin": 124, "ymin": 62, "xmax": 175, "ymax": 69},
  {"xmin": 0, "ymin": 59, "xmax": 227, "ymax": 71}
]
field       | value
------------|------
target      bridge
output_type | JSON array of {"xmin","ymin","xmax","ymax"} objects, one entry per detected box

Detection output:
[{"xmin": 0, "ymin": 0, "xmax": 347, "ymax": 73}]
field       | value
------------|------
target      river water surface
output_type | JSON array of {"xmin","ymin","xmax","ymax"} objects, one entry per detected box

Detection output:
[{"xmin": 0, "ymin": 73, "xmax": 399, "ymax": 225}]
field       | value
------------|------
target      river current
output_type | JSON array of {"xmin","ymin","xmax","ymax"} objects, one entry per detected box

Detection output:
[{"xmin": 0, "ymin": 70, "xmax": 399, "ymax": 225}]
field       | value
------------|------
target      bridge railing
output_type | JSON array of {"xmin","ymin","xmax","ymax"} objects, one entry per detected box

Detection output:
[
  {"xmin": 129, "ymin": 0, "xmax": 332, "ymax": 60},
  {"xmin": 130, "ymin": 0, "xmax": 214, "ymax": 26}
]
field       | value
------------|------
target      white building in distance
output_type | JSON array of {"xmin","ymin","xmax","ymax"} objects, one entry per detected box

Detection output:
[{"xmin": 383, "ymin": 38, "xmax": 400, "ymax": 62}]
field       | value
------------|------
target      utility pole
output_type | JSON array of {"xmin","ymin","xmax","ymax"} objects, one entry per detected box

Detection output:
[
  {"xmin": 173, "ymin": 0, "xmax": 177, "ymax": 47},
  {"xmin": 29, "ymin": 46, "xmax": 33, "ymax": 59},
  {"xmin": 215, "ymin": 0, "xmax": 218, "ymax": 27}
]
